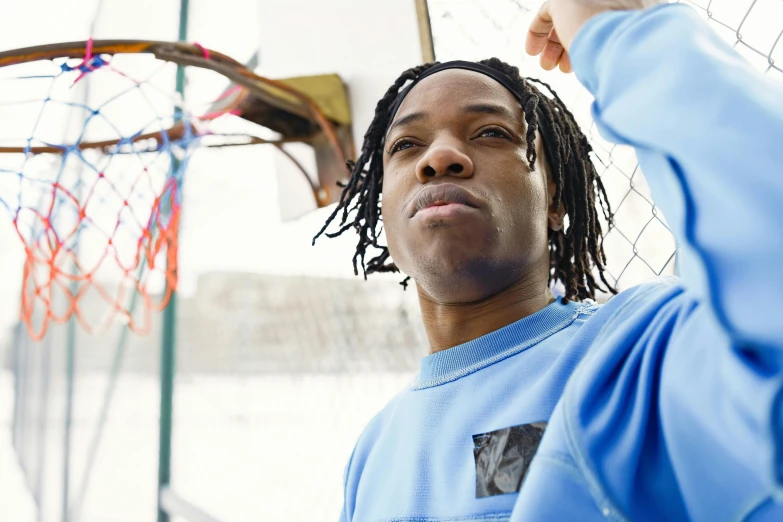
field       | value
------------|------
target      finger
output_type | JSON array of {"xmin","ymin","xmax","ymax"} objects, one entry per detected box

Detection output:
[
  {"xmin": 525, "ymin": 1, "xmax": 554, "ymax": 56},
  {"xmin": 539, "ymin": 29, "xmax": 565, "ymax": 71},
  {"xmin": 558, "ymin": 51, "xmax": 573, "ymax": 73}
]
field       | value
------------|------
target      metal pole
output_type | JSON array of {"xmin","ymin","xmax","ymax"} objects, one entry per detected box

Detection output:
[
  {"xmin": 63, "ymin": 301, "xmax": 76, "ymax": 522},
  {"xmin": 157, "ymin": 291, "xmax": 177, "ymax": 522},
  {"xmin": 414, "ymin": 0, "xmax": 436, "ymax": 63},
  {"xmin": 157, "ymin": 1, "xmax": 188, "ymax": 521}
]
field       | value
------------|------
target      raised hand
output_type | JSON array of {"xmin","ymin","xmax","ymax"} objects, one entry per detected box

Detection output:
[{"xmin": 525, "ymin": 0, "xmax": 666, "ymax": 72}]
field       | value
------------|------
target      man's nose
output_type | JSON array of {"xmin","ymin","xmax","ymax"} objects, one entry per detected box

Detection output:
[{"xmin": 415, "ymin": 143, "xmax": 474, "ymax": 183}]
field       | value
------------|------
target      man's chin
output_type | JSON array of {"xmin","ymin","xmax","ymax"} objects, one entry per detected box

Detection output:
[
  {"xmin": 412, "ymin": 255, "xmax": 513, "ymax": 303},
  {"xmin": 414, "ymin": 245, "xmax": 489, "ymax": 274}
]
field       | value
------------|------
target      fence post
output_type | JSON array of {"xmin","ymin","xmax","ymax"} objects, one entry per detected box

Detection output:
[
  {"xmin": 157, "ymin": 1, "xmax": 188, "ymax": 521},
  {"xmin": 63, "ymin": 303, "xmax": 76, "ymax": 522},
  {"xmin": 157, "ymin": 293, "xmax": 177, "ymax": 522}
]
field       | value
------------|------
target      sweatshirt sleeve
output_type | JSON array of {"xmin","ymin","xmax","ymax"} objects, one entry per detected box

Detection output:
[
  {"xmin": 570, "ymin": 3, "xmax": 783, "ymax": 350},
  {"xmin": 560, "ymin": 4, "xmax": 783, "ymax": 519}
]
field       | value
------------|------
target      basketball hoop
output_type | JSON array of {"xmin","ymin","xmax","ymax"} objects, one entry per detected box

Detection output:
[{"xmin": 0, "ymin": 39, "xmax": 353, "ymax": 340}]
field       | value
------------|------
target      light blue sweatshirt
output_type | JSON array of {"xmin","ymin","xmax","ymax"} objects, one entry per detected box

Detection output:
[{"xmin": 340, "ymin": 4, "xmax": 783, "ymax": 521}]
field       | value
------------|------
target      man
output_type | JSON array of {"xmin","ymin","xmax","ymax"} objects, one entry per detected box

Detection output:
[{"xmin": 314, "ymin": 0, "xmax": 783, "ymax": 520}]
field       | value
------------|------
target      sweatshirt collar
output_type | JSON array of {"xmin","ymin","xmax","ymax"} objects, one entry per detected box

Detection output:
[{"xmin": 415, "ymin": 298, "xmax": 587, "ymax": 389}]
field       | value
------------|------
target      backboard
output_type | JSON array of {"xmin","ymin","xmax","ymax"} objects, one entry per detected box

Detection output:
[{"xmin": 257, "ymin": 0, "xmax": 430, "ymax": 221}]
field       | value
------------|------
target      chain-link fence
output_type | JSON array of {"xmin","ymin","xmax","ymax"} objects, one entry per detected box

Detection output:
[{"xmin": 427, "ymin": 0, "xmax": 782, "ymax": 295}]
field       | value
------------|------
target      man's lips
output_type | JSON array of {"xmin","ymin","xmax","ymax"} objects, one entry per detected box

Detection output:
[
  {"xmin": 414, "ymin": 202, "xmax": 477, "ymax": 219},
  {"xmin": 408, "ymin": 183, "xmax": 481, "ymax": 218}
]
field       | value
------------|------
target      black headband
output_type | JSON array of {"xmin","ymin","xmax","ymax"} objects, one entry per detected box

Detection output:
[{"xmin": 385, "ymin": 60, "xmax": 550, "ymax": 147}]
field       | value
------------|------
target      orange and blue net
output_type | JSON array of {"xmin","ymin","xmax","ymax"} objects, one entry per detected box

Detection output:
[{"xmin": 0, "ymin": 40, "xmax": 202, "ymax": 340}]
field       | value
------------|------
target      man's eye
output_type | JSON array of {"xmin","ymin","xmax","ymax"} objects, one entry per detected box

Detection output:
[
  {"xmin": 390, "ymin": 139, "xmax": 416, "ymax": 154},
  {"xmin": 478, "ymin": 127, "xmax": 511, "ymax": 139}
]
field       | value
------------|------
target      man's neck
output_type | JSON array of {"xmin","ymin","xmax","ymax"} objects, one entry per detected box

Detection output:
[{"xmin": 417, "ymin": 275, "xmax": 556, "ymax": 354}]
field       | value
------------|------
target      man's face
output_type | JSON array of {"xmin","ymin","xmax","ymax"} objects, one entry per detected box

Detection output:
[{"xmin": 381, "ymin": 69, "xmax": 557, "ymax": 303}]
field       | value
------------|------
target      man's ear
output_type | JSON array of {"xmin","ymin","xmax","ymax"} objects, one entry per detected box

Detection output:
[
  {"xmin": 547, "ymin": 178, "xmax": 566, "ymax": 232},
  {"xmin": 542, "ymin": 139, "xmax": 566, "ymax": 232}
]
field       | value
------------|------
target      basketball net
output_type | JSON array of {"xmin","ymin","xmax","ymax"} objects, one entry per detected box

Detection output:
[{"xmin": 0, "ymin": 39, "xmax": 348, "ymax": 340}]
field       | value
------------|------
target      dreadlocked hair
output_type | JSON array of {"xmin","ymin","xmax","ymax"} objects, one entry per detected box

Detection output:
[{"xmin": 312, "ymin": 57, "xmax": 616, "ymax": 302}]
